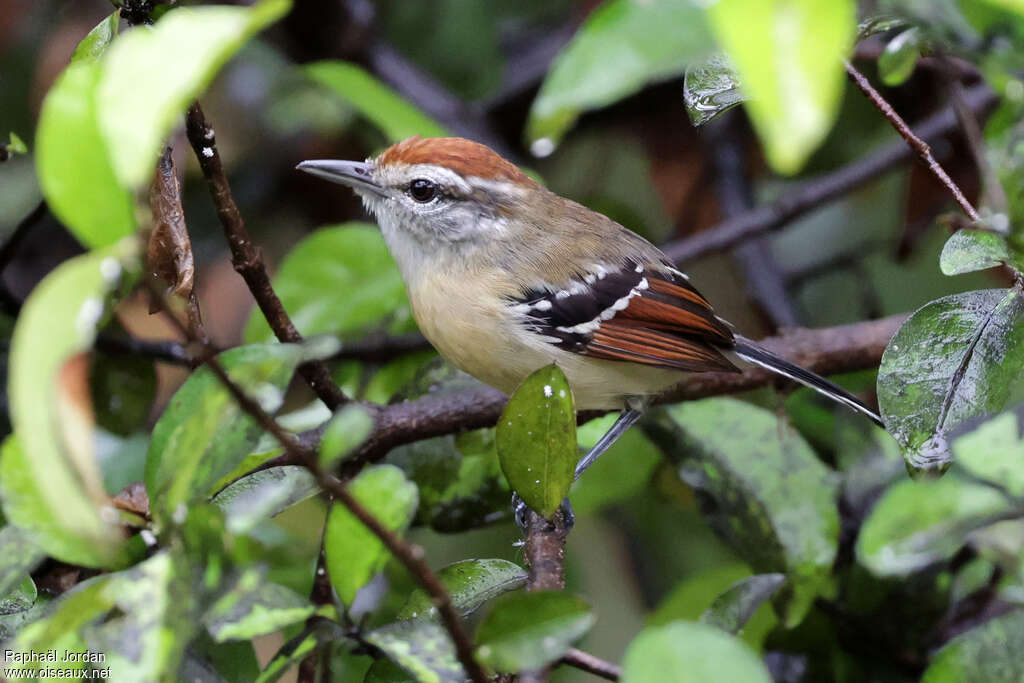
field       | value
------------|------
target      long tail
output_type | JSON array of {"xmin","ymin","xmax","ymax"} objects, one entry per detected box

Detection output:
[{"xmin": 732, "ymin": 336, "xmax": 883, "ymax": 427}]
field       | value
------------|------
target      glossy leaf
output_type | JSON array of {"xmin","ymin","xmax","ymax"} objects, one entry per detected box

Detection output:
[
  {"xmin": 704, "ymin": 0, "xmax": 856, "ymax": 174},
  {"xmin": 245, "ymin": 224, "xmax": 412, "ymax": 343},
  {"xmin": 0, "ymin": 576, "xmax": 36, "ymax": 617},
  {"xmin": 212, "ymin": 466, "xmax": 320, "ymax": 534},
  {"xmin": 319, "ymin": 404, "xmax": 375, "ymax": 469},
  {"xmin": 526, "ymin": 0, "xmax": 713, "ymax": 150},
  {"xmin": 857, "ymin": 475, "xmax": 1012, "ymax": 576},
  {"xmin": 940, "ymin": 229, "xmax": 1019, "ymax": 275},
  {"xmin": 71, "ymin": 11, "xmax": 120, "ymax": 63},
  {"xmin": 496, "ymin": 364, "xmax": 577, "ymax": 518},
  {"xmin": 96, "ymin": 0, "xmax": 291, "ymax": 188},
  {"xmin": 475, "ymin": 591, "xmax": 595, "ymax": 672},
  {"xmin": 305, "ymin": 61, "xmax": 448, "ymax": 141},
  {"xmin": 398, "ymin": 559, "xmax": 527, "ymax": 620},
  {"xmin": 878, "ymin": 27, "xmax": 921, "ymax": 86},
  {"xmin": 0, "ymin": 525, "xmax": 46, "ymax": 599},
  {"xmin": 35, "ymin": 59, "xmax": 135, "ymax": 247},
  {"xmin": 366, "ymin": 619, "xmax": 462, "ymax": 683},
  {"xmin": 951, "ymin": 408, "xmax": 1024, "ymax": 495},
  {"xmin": 4, "ymin": 242, "xmax": 140, "ymax": 567},
  {"xmin": 700, "ymin": 573, "xmax": 786, "ymax": 635},
  {"xmin": 145, "ymin": 344, "xmax": 305, "ymax": 528},
  {"xmin": 647, "ymin": 398, "xmax": 839, "ymax": 626},
  {"xmin": 325, "ymin": 465, "xmax": 418, "ymax": 604},
  {"xmin": 203, "ymin": 569, "xmax": 314, "ymax": 642},
  {"xmin": 684, "ymin": 53, "xmax": 746, "ymax": 127},
  {"xmin": 877, "ymin": 289, "xmax": 1024, "ymax": 473},
  {"xmin": 921, "ymin": 609, "xmax": 1024, "ymax": 682},
  {"xmin": 621, "ymin": 621, "xmax": 772, "ymax": 683}
]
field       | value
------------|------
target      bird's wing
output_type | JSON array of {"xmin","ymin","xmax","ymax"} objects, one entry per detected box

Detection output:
[{"xmin": 508, "ymin": 260, "xmax": 739, "ymax": 373}]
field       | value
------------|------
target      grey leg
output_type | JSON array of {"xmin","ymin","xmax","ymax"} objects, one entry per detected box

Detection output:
[{"xmin": 574, "ymin": 400, "xmax": 646, "ymax": 480}]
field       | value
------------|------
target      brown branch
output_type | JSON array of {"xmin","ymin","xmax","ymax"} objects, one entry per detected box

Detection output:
[
  {"xmin": 184, "ymin": 102, "xmax": 348, "ymax": 410},
  {"xmin": 145, "ymin": 282, "xmax": 487, "ymax": 683},
  {"xmin": 524, "ymin": 508, "xmax": 569, "ymax": 593},
  {"xmin": 559, "ymin": 648, "xmax": 621, "ymax": 681},
  {"xmin": 844, "ymin": 60, "xmax": 980, "ymax": 222},
  {"xmin": 662, "ymin": 83, "xmax": 997, "ymax": 264}
]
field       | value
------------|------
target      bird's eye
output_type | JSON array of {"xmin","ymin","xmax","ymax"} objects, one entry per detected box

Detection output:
[{"xmin": 408, "ymin": 178, "xmax": 438, "ymax": 203}]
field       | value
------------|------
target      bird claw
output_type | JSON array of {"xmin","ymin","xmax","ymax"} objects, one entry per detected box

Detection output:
[{"xmin": 511, "ymin": 493, "xmax": 575, "ymax": 532}]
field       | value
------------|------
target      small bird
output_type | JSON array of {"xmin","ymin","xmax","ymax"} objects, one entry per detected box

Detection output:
[{"xmin": 298, "ymin": 137, "xmax": 883, "ymax": 485}]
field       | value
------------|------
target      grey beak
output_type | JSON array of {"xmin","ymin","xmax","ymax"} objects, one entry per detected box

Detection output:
[{"xmin": 295, "ymin": 159, "xmax": 386, "ymax": 197}]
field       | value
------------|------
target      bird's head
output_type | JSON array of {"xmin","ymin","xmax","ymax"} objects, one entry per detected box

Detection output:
[{"xmin": 297, "ymin": 137, "xmax": 543, "ymax": 251}]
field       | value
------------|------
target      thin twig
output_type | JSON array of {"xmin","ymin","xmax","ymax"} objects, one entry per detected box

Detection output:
[
  {"xmin": 519, "ymin": 505, "xmax": 571, "ymax": 683},
  {"xmin": 146, "ymin": 282, "xmax": 488, "ymax": 683},
  {"xmin": 94, "ymin": 335, "xmax": 196, "ymax": 366},
  {"xmin": 662, "ymin": 83, "xmax": 996, "ymax": 264},
  {"xmin": 183, "ymin": 102, "xmax": 348, "ymax": 410},
  {"xmin": 844, "ymin": 60, "xmax": 980, "ymax": 222},
  {"xmin": 559, "ymin": 648, "xmax": 621, "ymax": 681}
]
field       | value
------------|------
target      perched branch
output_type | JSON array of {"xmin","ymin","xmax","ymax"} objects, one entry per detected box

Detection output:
[
  {"xmin": 329, "ymin": 332, "xmax": 431, "ymax": 363},
  {"xmin": 844, "ymin": 60, "xmax": 980, "ymax": 222},
  {"xmin": 662, "ymin": 84, "xmax": 997, "ymax": 264},
  {"xmin": 94, "ymin": 335, "xmax": 196, "ymax": 366},
  {"xmin": 518, "ymin": 506, "xmax": 571, "ymax": 683},
  {"xmin": 147, "ymin": 281, "xmax": 488, "ymax": 683},
  {"xmin": 559, "ymin": 648, "xmax": 621, "ymax": 682},
  {"xmin": 184, "ymin": 102, "xmax": 348, "ymax": 410}
]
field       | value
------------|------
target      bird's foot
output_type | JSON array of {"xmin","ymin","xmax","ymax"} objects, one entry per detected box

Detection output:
[{"xmin": 512, "ymin": 493, "xmax": 575, "ymax": 532}]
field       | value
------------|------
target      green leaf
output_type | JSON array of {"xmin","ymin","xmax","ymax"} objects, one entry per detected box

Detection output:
[
  {"xmin": 320, "ymin": 404, "xmax": 375, "ymax": 469},
  {"xmin": 324, "ymin": 465, "xmax": 418, "ymax": 605},
  {"xmin": 0, "ymin": 577, "xmax": 37, "ymax": 617},
  {"xmin": 951, "ymin": 408, "xmax": 1024, "ymax": 496},
  {"xmin": 0, "ymin": 526, "xmax": 45, "ymax": 599},
  {"xmin": 700, "ymin": 573, "xmax": 786, "ymax": 635},
  {"xmin": 365, "ymin": 619, "xmax": 462, "ymax": 683},
  {"xmin": 398, "ymin": 559, "xmax": 527, "ymax": 621},
  {"xmin": 212, "ymin": 466, "xmax": 320, "ymax": 534},
  {"xmin": 305, "ymin": 61, "xmax": 448, "ymax": 141},
  {"xmin": 475, "ymin": 591, "xmax": 594, "ymax": 673},
  {"xmin": 877, "ymin": 289, "xmax": 1024, "ymax": 473},
  {"xmin": 704, "ymin": 0, "xmax": 856, "ymax": 174},
  {"xmin": 856, "ymin": 475, "xmax": 1012, "ymax": 576},
  {"xmin": 647, "ymin": 398, "xmax": 840, "ymax": 627},
  {"xmin": 496, "ymin": 364, "xmax": 577, "ymax": 518},
  {"xmin": 526, "ymin": 0, "xmax": 714, "ymax": 150},
  {"xmin": 203, "ymin": 569, "xmax": 314, "ymax": 642},
  {"xmin": 5, "ymin": 132, "xmax": 27, "ymax": 155},
  {"xmin": 96, "ymin": 0, "xmax": 290, "ymax": 188},
  {"xmin": 941, "ymin": 229, "xmax": 1019, "ymax": 275},
  {"xmin": 71, "ymin": 11, "xmax": 120, "ymax": 63},
  {"xmin": 921, "ymin": 609, "xmax": 1024, "ymax": 682},
  {"xmin": 245, "ymin": 224, "xmax": 412, "ymax": 343},
  {"xmin": 35, "ymin": 59, "xmax": 135, "ymax": 247},
  {"xmin": 255, "ymin": 620, "xmax": 347, "ymax": 683},
  {"xmin": 570, "ymin": 414, "xmax": 661, "ymax": 516},
  {"xmin": 878, "ymin": 27, "xmax": 921, "ymax": 86},
  {"xmin": 684, "ymin": 53, "xmax": 746, "ymax": 127},
  {"xmin": 145, "ymin": 343, "xmax": 306, "ymax": 528},
  {"xmin": 4, "ymin": 242, "xmax": 140, "ymax": 567},
  {"xmin": 620, "ymin": 621, "xmax": 772, "ymax": 683}
]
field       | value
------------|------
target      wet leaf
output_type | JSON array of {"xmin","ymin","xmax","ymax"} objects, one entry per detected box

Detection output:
[
  {"xmin": 857, "ymin": 475, "xmax": 1012, "ymax": 576},
  {"xmin": 0, "ymin": 576, "xmax": 37, "ymax": 617},
  {"xmin": 526, "ymin": 0, "xmax": 713, "ymax": 151},
  {"xmin": 96, "ymin": 0, "xmax": 291, "ymax": 188},
  {"xmin": 305, "ymin": 61, "xmax": 448, "ymax": 140},
  {"xmin": 620, "ymin": 621, "xmax": 772, "ymax": 683},
  {"xmin": 684, "ymin": 53, "xmax": 746, "ymax": 127},
  {"xmin": 647, "ymin": 398, "xmax": 839, "ymax": 627},
  {"xmin": 320, "ymin": 404, "xmax": 374, "ymax": 469},
  {"xmin": 878, "ymin": 27, "xmax": 922, "ymax": 86},
  {"xmin": 940, "ymin": 229, "xmax": 1020, "ymax": 276},
  {"xmin": 398, "ymin": 559, "xmax": 527, "ymax": 621},
  {"xmin": 877, "ymin": 289, "xmax": 1024, "ymax": 473},
  {"xmin": 212, "ymin": 466, "xmax": 320, "ymax": 534},
  {"xmin": 951, "ymin": 407, "xmax": 1024, "ymax": 496},
  {"xmin": 704, "ymin": 0, "xmax": 856, "ymax": 174},
  {"xmin": 700, "ymin": 573, "xmax": 786, "ymax": 635},
  {"xmin": 365, "ymin": 619, "xmax": 462, "ymax": 683},
  {"xmin": 324, "ymin": 465, "xmax": 418, "ymax": 605},
  {"xmin": 145, "ymin": 344, "xmax": 306, "ymax": 529},
  {"xmin": 921, "ymin": 609, "xmax": 1024, "ymax": 682},
  {"xmin": 245, "ymin": 224, "xmax": 412, "ymax": 343},
  {"xmin": 496, "ymin": 365, "xmax": 576, "ymax": 518},
  {"xmin": 475, "ymin": 591, "xmax": 594, "ymax": 672},
  {"xmin": 35, "ymin": 59, "xmax": 135, "ymax": 247},
  {"xmin": 4, "ymin": 241, "xmax": 140, "ymax": 567},
  {"xmin": 0, "ymin": 525, "xmax": 46, "ymax": 599},
  {"xmin": 148, "ymin": 147, "xmax": 195, "ymax": 300},
  {"xmin": 71, "ymin": 11, "xmax": 120, "ymax": 63},
  {"xmin": 203, "ymin": 568, "xmax": 314, "ymax": 642}
]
